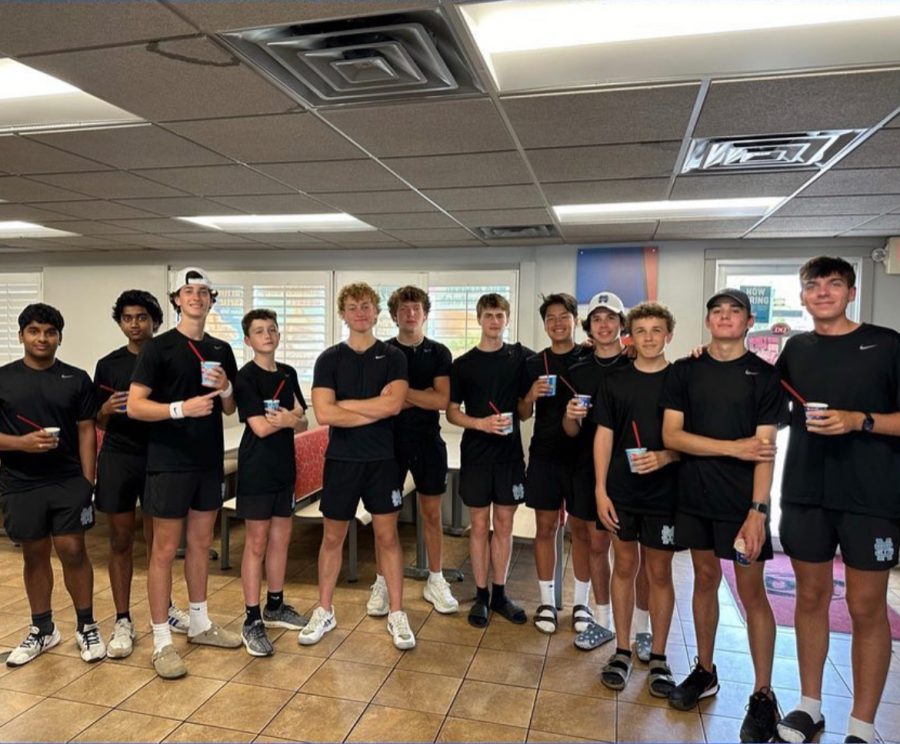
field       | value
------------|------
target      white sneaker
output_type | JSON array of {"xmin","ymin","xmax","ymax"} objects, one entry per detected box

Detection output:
[
  {"xmin": 107, "ymin": 617, "xmax": 136, "ymax": 659},
  {"xmin": 75, "ymin": 622, "xmax": 107, "ymax": 663},
  {"xmin": 423, "ymin": 574, "xmax": 459, "ymax": 614},
  {"xmin": 6, "ymin": 625, "xmax": 61, "ymax": 667},
  {"xmin": 167, "ymin": 605, "xmax": 189, "ymax": 635},
  {"xmin": 298, "ymin": 606, "xmax": 336, "ymax": 646},
  {"xmin": 387, "ymin": 610, "xmax": 416, "ymax": 650},
  {"xmin": 366, "ymin": 577, "xmax": 389, "ymax": 617}
]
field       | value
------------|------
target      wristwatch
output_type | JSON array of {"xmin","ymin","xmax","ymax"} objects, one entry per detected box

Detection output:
[
  {"xmin": 862, "ymin": 413, "xmax": 875, "ymax": 433},
  {"xmin": 749, "ymin": 501, "xmax": 769, "ymax": 515}
]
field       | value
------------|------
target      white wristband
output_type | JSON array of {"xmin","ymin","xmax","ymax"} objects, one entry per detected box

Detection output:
[
  {"xmin": 169, "ymin": 401, "xmax": 185, "ymax": 419},
  {"xmin": 220, "ymin": 382, "xmax": 233, "ymax": 398}
]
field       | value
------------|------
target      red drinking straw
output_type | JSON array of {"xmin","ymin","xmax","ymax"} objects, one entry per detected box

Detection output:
[
  {"xmin": 187, "ymin": 340, "xmax": 205, "ymax": 362},
  {"xmin": 543, "ymin": 352, "xmax": 549, "ymax": 376},
  {"xmin": 98, "ymin": 384, "xmax": 117, "ymax": 394},
  {"xmin": 557, "ymin": 374, "xmax": 578, "ymax": 395},
  {"xmin": 273, "ymin": 378, "xmax": 286, "ymax": 400},
  {"xmin": 632, "ymin": 420, "xmax": 642, "ymax": 449},
  {"xmin": 489, "ymin": 401, "xmax": 502, "ymax": 416},
  {"xmin": 16, "ymin": 414, "xmax": 44, "ymax": 431},
  {"xmin": 780, "ymin": 379, "xmax": 807, "ymax": 406}
]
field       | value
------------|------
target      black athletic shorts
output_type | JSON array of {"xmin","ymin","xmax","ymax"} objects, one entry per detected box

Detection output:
[
  {"xmin": 320, "ymin": 459, "xmax": 402, "ymax": 521},
  {"xmin": 599, "ymin": 506, "xmax": 682, "ymax": 552},
  {"xmin": 781, "ymin": 504, "xmax": 900, "ymax": 571},
  {"xmin": 144, "ymin": 470, "xmax": 224, "ymax": 519},
  {"xmin": 95, "ymin": 451, "xmax": 146, "ymax": 514},
  {"xmin": 236, "ymin": 487, "xmax": 295, "ymax": 521},
  {"xmin": 675, "ymin": 510, "xmax": 773, "ymax": 563},
  {"xmin": 568, "ymin": 464, "xmax": 599, "ymax": 522},
  {"xmin": 397, "ymin": 436, "xmax": 448, "ymax": 497},
  {"xmin": 1, "ymin": 476, "xmax": 94, "ymax": 542},
  {"xmin": 458, "ymin": 459, "xmax": 526, "ymax": 508},
  {"xmin": 525, "ymin": 457, "xmax": 567, "ymax": 511}
]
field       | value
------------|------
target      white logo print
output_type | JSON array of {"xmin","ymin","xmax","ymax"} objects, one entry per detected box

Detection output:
[
  {"xmin": 860, "ymin": 344, "xmax": 877, "ymax": 351},
  {"xmin": 745, "ymin": 370, "xmax": 759, "ymax": 376},
  {"xmin": 61, "ymin": 374, "xmax": 74, "ymax": 379},
  {"xmin": 375, "ymin": 354, "xmax": 386, "ymax": 360},
  {"xmin": 661, "ymin": 525, "xmax": 675, "ymax": 546},
  {"xmin": 213, "ymin": 345, "xmax": 223, "ymax": 350},
  {"xmin": 874, "ymin": 537, "xmax": 894, "ymax": 562},
  {"xmin": 80, "ymin": 506, "xmax": 93, "ymax": 527},
  {"xmin": 512, "ymin": 483, "xmax": 525, "ymax": 502},
  {"xmin": 391, "ymin": 489, "xmax": 403, "ymax": 507}
]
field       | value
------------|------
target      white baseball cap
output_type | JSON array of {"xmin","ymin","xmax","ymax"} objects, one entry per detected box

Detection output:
[
  {"xmin": 585, "ymin": 291, "xmax": 626, "ymax": 318},
  {"xmin": 174, "ymin": 267, "xmax": 213, "ymax": 292}
]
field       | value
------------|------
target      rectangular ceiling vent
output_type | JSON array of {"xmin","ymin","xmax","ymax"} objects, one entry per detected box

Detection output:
[
  {"xmin": 475, "ymin": 224, "xmax": 558, "ymax": 240},
  {"xmin": 218, "ymin": 10, "xmax": 483, "ymax": 108},
  {"xmin": 682, "ymin": 130, "xmax": 865, "ymax": 173}
]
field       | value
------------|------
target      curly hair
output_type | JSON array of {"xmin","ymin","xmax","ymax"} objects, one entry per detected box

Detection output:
[
  {"xmin": 113, "ymin": 289, "xmax": 164, "ymax": 331},
  {"xmin": 626, "ymin": 302, "xmax": 675, "ymax": 334},
  {"xmin": 241, "ymin": 308, "xmax": 278, "ymax": 337},
  {"xmin": 337, "ymin": 282, "xmax": 380, "ymax": 314},
  {"xmin": 387, "ymin": 285, "xmax": 431, "ymax": 320}
]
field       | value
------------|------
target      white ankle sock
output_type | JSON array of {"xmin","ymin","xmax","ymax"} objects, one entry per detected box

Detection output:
[
  {"xmin": 151, "ymin": 621, "xmax": 172, "ymax": 652},
  {"xmin": 594, "ymin": 602, "xmax": 611, "ymax": 628},
  {"xmin": 796, "ymin": 696, "xmax": 822, "ymax": 723},
  {"xmin": 538, "ymin": 580, "xmax": 555, "ymax": 607},
  {"xmin": 632, "ymin": 607, "xmax": 650, "ymax": 638},
  {"xmin": 188, "ymin": 600, "xmax": 211, "ymax": 635},
  {"xmin": 428, "ymin": 571, "xmax": 443, "ymax": 584},
  {"xmin": 847, "ymin": 716, "xmax": 874, "ymax": 742},
  {"xmin": 375, "ymin": 574, "xmax": 386, "ymax": 585},
  {"xmin": 573, "ymin": 578, "xmax": 591, "ymax": 607}
]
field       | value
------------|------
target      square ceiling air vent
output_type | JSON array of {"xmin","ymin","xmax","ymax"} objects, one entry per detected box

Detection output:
[
  {"xmin": 475, "ymin": 224, "xmax": 558, "ymax": 240},
  {"xmin": 219, "ymin": 10, "xmax": 483, "ymax": 108},
  {"xmin": 682, "ymin": 130, "xmax": 865, "ymax": 173}
]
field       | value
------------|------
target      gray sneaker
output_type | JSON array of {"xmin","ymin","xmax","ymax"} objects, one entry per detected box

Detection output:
[
  {"xmin": 635, "ymin": 631, "xmax": 653, "ymax": 663},
  {"xmin": 263, "ymin": 603, "xmax": 308, "ymax": 630},
  {"xmin": 241, "ymin": 620, "xmax": 274, "ymax": 657}
]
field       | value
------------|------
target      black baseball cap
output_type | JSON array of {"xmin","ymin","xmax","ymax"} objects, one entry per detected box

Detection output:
[{"xmin": 706, "ymin": 288, "xmax": 752, "ymax": 313}]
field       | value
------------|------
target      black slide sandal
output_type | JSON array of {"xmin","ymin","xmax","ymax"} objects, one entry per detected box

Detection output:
[
  {"xmin": 468, "ymin": 598, "xmax": 490, "ymax": 628},
  {"xmin": 491, "ymin": 596, "xmax": 527, "ymax": 624}
]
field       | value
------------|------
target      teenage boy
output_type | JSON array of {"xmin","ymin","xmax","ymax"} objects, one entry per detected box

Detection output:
[
  {"xmin": 447, "ymin": 293, "xmax": 533, "ymax": 628},
  {"xmin": 0, "ymin": 303, "xmax": 105, "ymax": 666},
  {"xmin": 519, "ymin": 293, "xmax": 586, "ymax": 633},
  {"xmin": 774, "ymin": 257, "xmax": 900, "ymax": 744},
  {"xmin": 371, "ymin": 285, "xmax": 458, "ymax": 615},
  {"xmin": 129, "ymin": 267, "xmax": 241, "ymax": 679},
  {"xmin": 233, "ymin": 309, "xmax": 310, "ymax": 657},
  {"xmin": 593, "ymin": 302, "xmax": 680, "ymax": 697},
  {"xmin": 662, "ymin": 288, "xmax": 785, "ymax": 743},
  {"xmin": 95, "ymin": 289, "xmax": 190, "ymax": 659},
  {"xmin": 302, "ymin": 283, "xmax": 415, "ymax": 650}
]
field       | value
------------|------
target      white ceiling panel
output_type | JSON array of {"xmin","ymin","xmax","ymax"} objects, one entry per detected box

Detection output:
[
  {"xmin": 0, "ymin": 136, "xmax": 110, "ymax": 175},
  {"xmin": 254, "ymin": 160, "xmax": 405, "ymax": 193},
  {"xmin": 383, "ymin": 152, "xmax": 532, "ymax": 189},
  {"xmin": 423, "ymin": 185, "xmax": 545, "ymax": 211},
  {"xmin": 775, "ymin": 195, "xmax": 900, "ymax": 216},
  {"xmin": 528, "ymin": 143, "xmax": 681, "ymax": 182},
  {"xmin": 542, "ymin": 179, "xmax": 670, "ymax": 205},
  {"xmin": 34, "ymin": 171, "xmax": 185, "ymax": 199},
  {"xmin": 801, "ymin": 168, "xmax": 900, "ymax": 197},
  {"xmin": 135, "ymin": 165, "xmax": 292, "ymax": 197}
]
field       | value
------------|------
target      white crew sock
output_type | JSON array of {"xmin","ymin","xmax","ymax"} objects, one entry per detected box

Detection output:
[
  {"xmin": 151, "ymin": 621, "xmax": 172, "ymax": 653},
  {"xmin": 573, "ymin": 578, "xmax": 591, "ymax": 607},
  {"xmin": 428, "ymin": 571, "xmax": 443, "ymax": 584},
  {"xmin": 188, "ymin": 600, "xmax": 211, "ymax": 635},
  {"xmin": 632, "ymin": 607, "xmax": 650, "ymax": 638},
  {"xmin": 594, "ymin": 602, "xmax": 611, "ymax": 628},
  {"xmin": 796, "ymin": 696, "xmax": 822, "ymax": 723},
  {"xmin": 847, "ymin": 716, "xmax": 874, "ymax": 743},
  {"xmin": 375, "ymin": 574, "xmax": 386, "ymax": 586},
  {"xmin": 538, "ymin": 580, "xmax": 555, "ymax": 607}
]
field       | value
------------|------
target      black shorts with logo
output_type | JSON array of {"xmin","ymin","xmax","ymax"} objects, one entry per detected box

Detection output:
[
  {"xmin": 599, "ymin": 506, "xmax": 683, "ymax": 552},
  {"xmin": 781, "ymin": 504, "xmax": 900, "ymax": 571},
  {"xmin": 675, "ymin": 510, "xmax": 773, "ymax": 563},
  {"xmin": 95, "ymin": 451, "xmax": 147, "ymax": 514},
  {"xmin": 458, "ymin": 459, "xmax": 526, "ymax": 508},
  {"xmin": 320, "ymin": 459, "xmax": 402, "ymax": 521},
  {"xmin": 236, "ymin": 487, "xmax": 296, "ymax": 521},
  {"xmin": 397, "ymin": 436, "xmax": 448, "ymax": 497},
  {"xmin": 1, "ymin": 476, "xmax": 94, "ymax": 542},
  {"xmin": 144, "ymin": 470, "xmax": 224, "ymax": 519}
]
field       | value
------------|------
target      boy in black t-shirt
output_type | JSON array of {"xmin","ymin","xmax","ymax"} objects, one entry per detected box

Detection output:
[
  {"xmin": 301, "ymin": 283, "xmax": 415, "ymax": 651},
  {"xmin": 0, "ymin": 303, "xmax": 105, "ymax": 667},
  {"xmin": 129, "ymin": 268, "xmax": 242, "ymax": 679},
  {"xmin": 594, "ymin": 302, "xmax": 680, "ymax": 696},
  {"xmin": 662, "ymin": 289, "xmax": 785, "ymax": 743},
  {"xmin": 95, "ymin": 289, "xmax": 189, "ymax": 660},
  {"xmin": 447, "ymin": 293, "xmax": 533, "ymax": 628},
  {"xmin": 234, "ymin": 309, "xmax": 310, "ymax": 657},
  {"xmin": 774, "ymin": 257, "xmax": 900, "ymax": 744}
]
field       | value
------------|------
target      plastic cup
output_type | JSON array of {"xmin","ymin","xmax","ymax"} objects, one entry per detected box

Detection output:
[
  {"xmin": 499, "ymin": 412, "xmax": 514, "ymax": 435},
  {"xmin": 263, "ymin": 399, "xmax": 279, "ymax": 413},
  {"xmin": 200, "ymin": 360, "xmax": 222, "ymax": 387},
  {"xmin": 539, "ymin": 374, "xmax": 557, "ymax": 397},
  {"xmin": 804, "ymin": 402, "xmax": 828, "ymax": 423},
  {"xmin": 625, "ymin": 447, "xmax": 647, "ymax": 473},
  {"xmin": 734, "ymin": 537, "xmax": 751, "ymax": 567},
  {"xmin": 43, "ymin": 426, "xmax": 60, "ymax": 438},
  {"xmin": 575, "ymin": 393, "xmax": 592, "ymax": 409},
  {"xmin": 116, "ymin": 394, "xmax": 127, "ymax": 412}
]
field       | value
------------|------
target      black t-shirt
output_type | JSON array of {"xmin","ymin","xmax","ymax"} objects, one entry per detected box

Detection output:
[
  {"xmin": 566, "ymin": 353, "xmax": 632, "ymax": 470},
  {"xmin": 449, "ymin": 342, "xmax": 533, "ymax": 466},
  {"xmin": 661, "ymin": 350, "xmax": 785, "ymax": 521},
  {"xmin": 777, "ymin": 323, "xmax": 900, "ymax": 519},
  {"xmin": 131, "ymin": 328, "xmax": 238, "ymax": 474},
  {"xmin": 312, "ymin": 340, "xmax": 407, "ymax": 462},
  {"xmin": 523, "ymin": 346, "xmax": 588, "ymax": 461},
  {"xmin": 386, "ymin": 336, "xmax": 452, "ymax": 443},
  {"xmin": 234, "ymin": 361, "xmax": 306, "ymax": 497},
  {"xmin": 0, "ymin": 359, "xmax": 96, "ymax": 491},
  {"xmin": 595, "ymin": 364, "xmax": 678, "ymax": 514},
  {"xmin": 94, "ymin": 346, "xmax": 148, "ymax": 457}
]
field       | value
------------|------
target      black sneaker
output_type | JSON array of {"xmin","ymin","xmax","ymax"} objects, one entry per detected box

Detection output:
[
  {"xmin": 668, "ymin": 658, "xmax": 719, "ymax": 711},
  {"xmin": 740, "ymin": 687, "xmax": 779, "ymax": 743},
  {"xmin": 844, "ymin": 737, "xmax": 866, "ymax": 743}
]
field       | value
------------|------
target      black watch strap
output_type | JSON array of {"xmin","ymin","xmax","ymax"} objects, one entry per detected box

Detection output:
[
  {"xmin": 749, "ymin": 501, "xmax": 769, "ymax": 515},
  {"xmin": 862, "ymin": 413, "xmax": 875, "ymax": 433}
]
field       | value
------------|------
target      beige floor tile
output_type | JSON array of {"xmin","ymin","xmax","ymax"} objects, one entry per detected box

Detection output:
[
  {"xmin": 120, "ymin": 675, "xmax": 224, "ymax": 720},
  {"xmin": 437, "ymin": 716, "xmax": 527, "ymax": 743},
  {"xmin": 331, "ymin": 629, "xmax": 404, "ymax": 667},
  {"xmin": 188, "ymin": 681, "xmax": 292, "ymax": 734},
  {"xmin": 231, "ymin": 652, "xmax": 323, "ymax": 691},
  {"xmin": 345, "ymin": 704, "xmax": 443, "ymax": 743},
  {"xmin": 300, "ymin": 659, "xmax": 391, "ymax": 702},
  {"xmin": 701, "ymin": 712, "xmax": 747, "ymax": 742},
  {"xmin": 71, "ymin": 709, "xmax": 180, "ymax": 742},
  {"xmin": 480, "ymin": 622, "xmax": 550, "ymax": 656},
  {"xmin": 467, "ymin": 647, "xmax": 544, "ymax": 688},
  {"xmin": 163, "ymin": 722, "xmax": 255, "ymax": 743},
  {"xmin": 417, "ymin": 612, "xmax": 485, "ymax": 647},
  {"xmin": 53, "ymin": 661, "xmax": 155, "ymax": 706},
  {"xmin": 252, "ymin": 735, "xmax": 297, "ymax": 743},
  {"xmin": 449, "ymin": 679, "xmax": 537, "ymax": 729},
  {"xmin": 373, "ymin": 668, "xmax": 461, "ymax": 714},
  {"xmin": 0, "ymin": 696, "xmax": 107, "ymax": 742},
  {"xmin": 261, "ymin": 692, "xmax": 365, "ymax": 742},
  {"xmin": 530, "ymin": 689, "xmax": 616, "ymax": 741},
  {"xmin": 0, "ymin": 689, "xmax": 44, "ymax": 726},
  {"xmin": 526, "ymin": 731, "xmax": 607, "ymax": 743},
  {"xmin": 179, "ymin": 645, "xmax": 252, "ymax": 681},
  {"xmin": 0, "ymin": 653, "xmax": 91, "ymax": 696},
  {"xmin": 539, "ymin": 655, "xmax": 615, "ymax": 700},
  {"xmin": 695, "ymin": 678, "xmax": 755, "ymax": 719},
  {"xmin": 545, "ymin": 629, "xmax": 595, "ymax": 660},
  {"xmin": 396, "ymin": 638, "xmax": 476, "ymax": 678},
  {"xmin": 616, "ymin": 700, "xmax": 705, "ymax": 743}
]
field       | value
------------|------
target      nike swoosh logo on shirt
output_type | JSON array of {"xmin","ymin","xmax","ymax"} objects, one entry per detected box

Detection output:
[
  {"xmin": 375, "ymin": 355, "xmax": 386, "ymax": 360},
  {"xmin": 61, "ymin": 374, "xmax": 74, "ymax": 379},
  {"xmin": 745, "ymin": 370, "xmax": 759, "ymax": 376},
  {"xmin": 860, "ymin": 344, "xmax": 877, "ymax": 350},
  {"xmin": 213, "ymin": 345, "xmax": 223, "ymax": 350}
]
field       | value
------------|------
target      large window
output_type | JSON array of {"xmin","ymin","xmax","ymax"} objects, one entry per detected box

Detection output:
[{"xmin": 0, "ymin": 272, "xmax": 42, "ymax": 365}]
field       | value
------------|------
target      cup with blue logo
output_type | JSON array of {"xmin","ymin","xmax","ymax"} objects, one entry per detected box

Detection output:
[
  {"xmin": 263, "ymin": 399, "xmax": 279, "ymax": 413},
  {"xmin": 539, "ymin": 374, "xmax": 557, "ymax": 397},
  {"xmin": 200, "ymin": 360, "xmax": 222, "ymax": 388},
  {"xmin": 733, "ymin": 537, "xmax": 751, "ymax": 567}
]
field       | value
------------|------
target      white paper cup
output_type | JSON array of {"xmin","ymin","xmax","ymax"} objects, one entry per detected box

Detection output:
[
  {"xmin": 734, "ymin": 537, "xmax": 751, "ymax": 567},
  {"xmin": 263, "ymin": 399, "xmax": 279, "ymax": 412},
  {"xmin": 575, "ymin": 394, "xmax": 592, "ymax": 409},
  {"xmin": 804, "ymin": 402, "xmax": 828, "ymax": 423},
  {"xmin": 625, "ymin": 447, "xmax": 647, "ymax": 473},
  {"xmin": 539, "ymin": 374, "xmax": 557, "ymax": 396},
  {"xmin": 499, "ymin": 412, "xmax": 514, "ymax": 435},
  {"xmin": 200, "ymin": 360, "xmax": 222, "ymax": 387},
  {"xmin": 43, "ymin": 426, "xmax": 60, "ymax": 438}
]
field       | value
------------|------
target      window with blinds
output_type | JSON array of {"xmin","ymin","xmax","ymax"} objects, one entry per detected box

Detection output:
[{"xmin": 0, "ymin": 272, "xmax": 42, "ymax": 366}]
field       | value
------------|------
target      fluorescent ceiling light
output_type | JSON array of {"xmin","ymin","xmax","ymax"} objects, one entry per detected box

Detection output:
[
  {"xmin": 176, "ymin": 213, "xmax": 376, "ymax": 233},
  {"xmin": 554, "ymin": 197, "xmax": 782, "ymax": 224},
  {"xmin": 0, "ymin": 221, "xmax": 80, "ymax": 239},
  {"xmin": 0, "ymin": 59, "xmax": 79, "ymax": 101}
]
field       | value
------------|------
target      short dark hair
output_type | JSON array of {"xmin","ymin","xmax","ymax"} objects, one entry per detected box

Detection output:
[
  {"xmin": 800, "ymin": 256, "xmax": 856, "ymax": 288},
  {"xmin": 112, "ymin": 289, "xmax": 163, "ymax": 331},
  {"xmin": 169, "ymin": 271, "xmax": 218, "ymax": 313},
  {"xmin": 388, "ymin": 285, "xmax": 431, "ymax": 320},
  {"xmin": 476, "ymin": 293, "xmax": 510, "ymax": 319},
  {"xmin": 18, "ymin": 303, "xmax": 64, "ymax": 334},
  {"xmin": 538, "ymin": 293, "xmax": 577, "ymax": 320},
  {"xmin": 241, "ymin": 308, "xmax": 278, "ymax": 337},
  {"xmin": 626, "ymin": 302, "xmax": 676, "ymax": 334},
  {"xmin": 581, "ymin": 308, "xmax": 625, "ymax": 336}
]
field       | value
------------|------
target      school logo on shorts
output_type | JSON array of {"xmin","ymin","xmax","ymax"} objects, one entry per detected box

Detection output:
[
  {"xmin": 874, "ymin": 537, "xmax": 895, "ymax": 562},
  {"xmin": 391, "ymin": 489, "xmax": 402, "ymax": 507},
  {"xmin": 512, "ymin": 483, "xmax": 525, "ymax": 502},
  {"xmin": 661, "ymin": 525, "xmax": 675, "ymax": 546},
  {"xmin": 220, "ymin": 482, "xmax": 226, "ymax": 498},
  {"xmin": 80, "ymin": 506, "xmax": 94, "ymax": 527}
]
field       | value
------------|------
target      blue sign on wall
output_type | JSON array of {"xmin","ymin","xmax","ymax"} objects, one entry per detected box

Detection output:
[{"xmin": 740, "ymin": 285, "xmax": 772, "ymax": 324}]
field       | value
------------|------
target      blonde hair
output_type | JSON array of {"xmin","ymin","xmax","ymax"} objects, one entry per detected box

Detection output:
[
  {"xmin": 337, "ymin": 282, "xmax": 381, "ymax": 314},
  {"xmin": 625, "ymin": 301, "xmax": 676, "ymax": 334}
]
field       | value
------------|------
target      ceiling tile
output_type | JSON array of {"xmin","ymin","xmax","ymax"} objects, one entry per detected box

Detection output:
[
  {"xmin": 670, "ymin": 172, "xmax": 812, "ymax": 199},
  {"xmin": 209, "ymin": 194, "xmax": 336, "ymax": 214},
  {"xmin": 384, "ymin": 152, "xmax": 532, "ymax": 189},
  {"xmin": 116, "ymin": 197, "xmax": 246, "ymax": 217},
  {"xmin": 0, "ymin": 136, "xmax": 110, "ymax": 175},
  {"xmin": 23, "ymin": 38, "xmax": 298, "ymax": 123},
  {"xmin": 0, "ymin": 203, "xmax": 74, "ymax": 222},
  {"xmin": 423, "ymin": 185, "xmax": 545, "ymax": 211},
  {"xmin": 450, "ymin": 208, "xmax": 553, "ymax": 228},
  {"xmin": 542, "ymin": 179, "xmax": 670, "ymax": 205},
  {"xmin": 134, "ymin": 165, "xmax": 291, "ymax": 196},
  {"xmin": 34, "ymin": 171, "xmax": 185, "ymax": 199},
  {"xmin": 776, "ymin": 195, "xmax": 900, "ymax": 216},
  {"xmin": 560, "ymin": 223, "xmax": 658, "ymax": 242},
  {"xmin": 302, "ymin": 231, "xmax": 404, "ymax": 244},
  {"xmin": 695, "ymin": 69, "xmax": 900, "ymax": 137},
  {"xmin": 834, "ymin": 129, "xmax": 900, "ymax": 169},
  {"xmin": 324, "ymin": 99, "xmax": 514, "ymax": 156},
  {"xmin": 314, "ymin": 190, "xmax": 435, "ymax": 214},
  {"xmin": 382, "ymin": 227, "xmax": 475, "ymax": 242},
  {"xmin": 527, "ymin": 142, "xmax": 681, "ymax": 182},
  {"xmin": 255, "ymin": 160, "xmax": 404, "ymax": 193},
  {"xmin": 361, "ymin": 212, "xmax": 461, "ymax": 229},
  {"xmin": 654, "ymin": 219, "xmax": 759, "ymax": 239},
  {"xmin": 46, "ymin": 220, "xmax": 142, "ymax": 236},
  {"xmin": 32, "ymin": 200, "xmax": 162, "ymax": 220},
  {"xmin": 801, "ymin": 168, "xmax": 900, "ymax": 197},
  {"xmin": 845, "ymin": 214, "xmax": 900, "ymax": 231},
  {"xmin": 501, "ymin": 84, "xmax": 698, "ymax": 148},
  {"xmin": 750, "ymin": 216, "xmax": 870, "ymax": 233},
  {"xmin": 0, "ymin": 176, "xmax": 87, "ymax": 202},
  {"xmin": 100, "ymin": 218, "xmax": 201, "ymax": 234},
  {"xmin": 114, "ymin": 234, "xmax": 188, "ymax": 248},
  {"xmin": 167, "ymin": 114, "xmax": 363, "ymax": 163},
  {"xmin": 159, "ymin": 232, "xmax": 260, "ymax": 246},
  {"xmin": 31, "ymin": 125, "xmax": 230, "ymax": 170},
  {"xmin": 238, "ymin": 233, "xmax": 331, "ymax": 245},
  {"xmin": 842, "ymin": 228, "xmax": 895, "ymax": 236},
  {"xmin": 483, "ymin": 237, "xmax": 563, "ymax": 247}
]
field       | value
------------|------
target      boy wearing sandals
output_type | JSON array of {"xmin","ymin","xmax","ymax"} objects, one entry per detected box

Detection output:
[
  {"xmin": 233, "ymin": 309, "xmax": 310, "ymax": 656},
  {"xmin": 662, "ymin": 288, "xmax": 785, "ymax": 743},
  {"xmin": 519, "ymin": 293, "xmax": 588, "ymax": 635},
  {"xmin": 447, "ymin": 294, "xmax": 533, "ymax": 628},
  {"xmin": 593, "ymin": 302, "xmax": 681, "ymax": 696}
]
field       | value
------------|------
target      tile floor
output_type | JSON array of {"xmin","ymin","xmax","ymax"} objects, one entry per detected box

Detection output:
[{"xmin": 0, "ymin": 517, "xmax": 898, "ymax": 743}]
